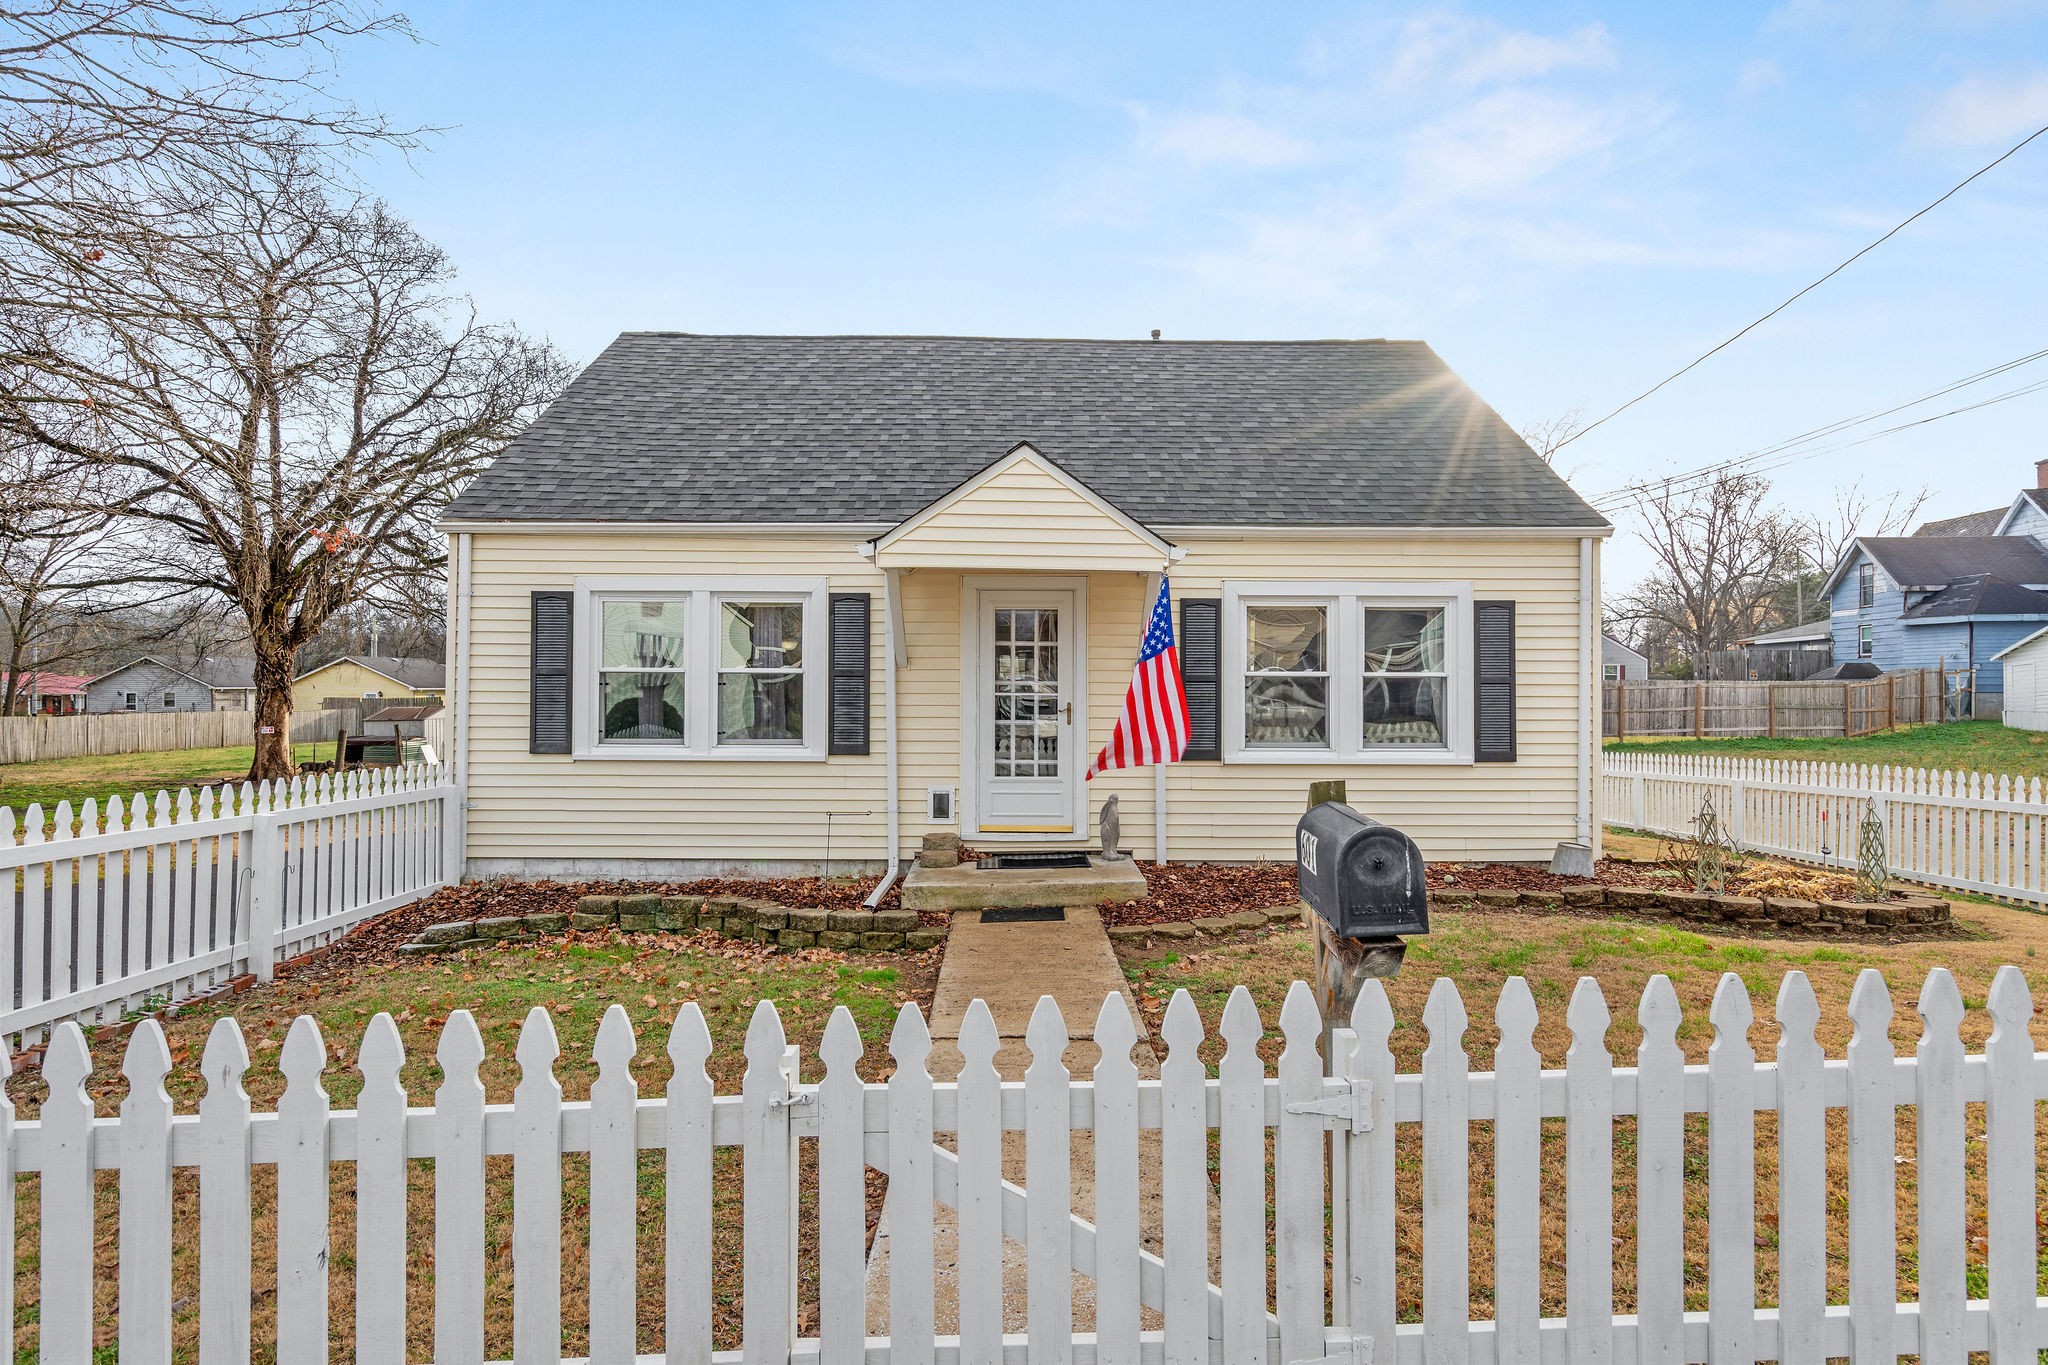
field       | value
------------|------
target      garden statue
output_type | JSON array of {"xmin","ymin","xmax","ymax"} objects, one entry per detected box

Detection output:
[{"xmin": 1099, "ymin": 793, "xmax": 1124, "ymax": 861}]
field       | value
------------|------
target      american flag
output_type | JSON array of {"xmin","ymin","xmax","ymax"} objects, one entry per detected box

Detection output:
[{"xmin": 1087, "ymin": 577, "xmax": 1190, "ymax": 779}]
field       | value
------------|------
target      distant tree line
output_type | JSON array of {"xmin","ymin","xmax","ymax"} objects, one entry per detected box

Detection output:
[
  {"xmin": 1606, "ymin": 473, "xmax": 1927, "ymax": 679},
  {"xmin": 0, "ymin": 3, "xmax": 573, "ymax": 774}
]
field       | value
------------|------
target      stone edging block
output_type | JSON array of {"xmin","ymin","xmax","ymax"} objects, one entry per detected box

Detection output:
[
  {"xmin": 1423, "ymin": 882, "xmax": 1951, "ymax": 935},
  {"xmin": 400, "ymin": 892, "xmax": 952, "ymax": 957}
]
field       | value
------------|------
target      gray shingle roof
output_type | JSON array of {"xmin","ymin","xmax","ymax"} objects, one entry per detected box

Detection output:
[
  {"xmin": 1913, "ymin": 506, "xmax": 2007, "ymax": 537},
  {"xmin": 1738, "ymin": 618, "xmax": 1831, "ymax": 646},
  {"xmin": 444, "ymin": 334, "xmax": 1609, "ymax": 530},
  {"xmin": 309, "ymin": 655, "xmax": 445, "ymax": 690},
  {"xmin": 1860, "ymin": 536, "xmax": 2048, "ymax": 589},
  {"xmin": 1901, "ymin": 574, "xmax": 2048, "ymax": 620},
  {"xmin": 188, "ymin": 658, "xmax": 256, "ymax": 690}
]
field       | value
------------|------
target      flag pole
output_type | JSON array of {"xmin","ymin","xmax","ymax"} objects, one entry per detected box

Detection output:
[
  {"xmin": 1155, "ymin": 762, "xmax": 1167, "ymax": 865},
  {"xmin": 1147, "ymin": 571, "xmax": 1169, "ymax": 865}
]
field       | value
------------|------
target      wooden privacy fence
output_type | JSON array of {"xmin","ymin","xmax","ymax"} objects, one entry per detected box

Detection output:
[
  {"xmin": 1603, "ymin": 750, "xmax": 2048, "ymax": 905},
  {"xmin": 0, "ymin": 707, "xmax": 355, "ymax": 765},
  {"xmin": 2, "ymin": 763, "xmax": 457, "ymax": 1045},
  {"xmin": 1604, "ymin": 668, "xmax": 1939, "ymax": 739},
  {"xmin": 9, "ymin": 967, "xmax": 2046, "ymax": 1364}
]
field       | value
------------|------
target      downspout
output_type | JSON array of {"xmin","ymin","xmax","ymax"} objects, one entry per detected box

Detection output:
[
  {"xmin": 1578, "ymin": 535, "xmax": 1595, "ymax": 847},
  {"xmin": 448, "ymin": 531, "xmax": 473, "ymax": 882},
  {"xmin": 862, "ymin": 565, "xmax": 903, "ymax": 907}
]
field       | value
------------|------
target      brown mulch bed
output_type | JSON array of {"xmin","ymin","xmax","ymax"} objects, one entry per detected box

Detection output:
[{"xmin": 1097, "ymin": 858, "xmax": 1667, "ymax": 926}]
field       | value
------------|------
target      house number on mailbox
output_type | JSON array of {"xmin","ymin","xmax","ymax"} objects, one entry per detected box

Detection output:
[{"xmin": 1298, "ymin": 829, "xmax": 1318, "ymax": 876}]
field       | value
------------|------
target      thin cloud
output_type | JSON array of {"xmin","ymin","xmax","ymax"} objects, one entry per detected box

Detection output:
[
  {"xmin": 1135, "ymin": 109, "xmax": 1315, "ymax": 168},
  {"xmin": 1734, "ymin": 57, "xmax": 1785, "ymax": 98},
  {"xmin": 1918, "ymin": 68, "xmax": 2048, "ymax": 143}
]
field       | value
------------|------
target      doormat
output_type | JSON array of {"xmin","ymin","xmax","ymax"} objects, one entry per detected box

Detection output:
[
  {"xmin": 979, "ymin": 851, "xmax": 1091, "ymax": 871},
  {"xmin": 981, "ymin": 906, "xmax": 1065, "ymax": 924}
]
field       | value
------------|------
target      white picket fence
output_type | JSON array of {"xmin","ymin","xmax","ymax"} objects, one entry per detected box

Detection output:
[
  {"xmin": 1604, "ymin": 749, "xmax": 2048, "ymax": 905},
  {"xmin": 2, "ymin": 762, "xmax": 458, "ymax": 1045},
  {"xmin": 8, "ymin": 966, "xmax": 2044, "ymax": 1363}
]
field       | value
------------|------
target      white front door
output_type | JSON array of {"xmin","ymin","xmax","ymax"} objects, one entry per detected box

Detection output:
[{"xmin": 973, "ymin": 589, "xmax": 1080, "ymax": 834}]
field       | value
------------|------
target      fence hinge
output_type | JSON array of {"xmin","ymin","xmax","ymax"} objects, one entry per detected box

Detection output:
[
  {"xmin": 1285, "ymin": 1078, "xmax": 1373, "ymax": 1133},
  {"xmin": 1291, "ymin": 1334, "xmax": 1373, "ymax": 1365}
]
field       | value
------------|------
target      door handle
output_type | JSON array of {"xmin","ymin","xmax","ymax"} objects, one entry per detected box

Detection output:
[{"xmin": 1063, "ymin": 703, "xmax": 1073, "ymax": 724}]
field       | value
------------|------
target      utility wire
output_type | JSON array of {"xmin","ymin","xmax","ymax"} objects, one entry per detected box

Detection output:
[
  {"xmin": 1557, "ymin": 118, "xmax": 2048, "ymax": 456},
  {"xmin": 1589, "ymin": 344, "xmax": 2048, "ymax": 512},
  {"xmin": 1593, "ymin": 372, "xmax": 2048, "ymax": 516}
]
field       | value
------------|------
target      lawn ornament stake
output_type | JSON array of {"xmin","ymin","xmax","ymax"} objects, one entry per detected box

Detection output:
[
  {"xmin": 1691, "ymin": 792, "xmax": 1733, "ymax": 895},
  {"xmin": 1856, "ymin": 798, "xmax": 1891, "ymax": 902},
  {"xmin": 1099, "ymin": 793, "xmax": 1124, "ymax": 861}
]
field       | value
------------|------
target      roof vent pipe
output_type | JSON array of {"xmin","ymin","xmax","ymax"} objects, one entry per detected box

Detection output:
[{"xmin": 1150, "ymin": 329, "xmax": 1160, "ymax": 341}]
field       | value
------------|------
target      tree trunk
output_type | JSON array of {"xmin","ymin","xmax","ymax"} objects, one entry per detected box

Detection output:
[{"xmin": 250, "ymin": 645, "xmax": 298, "ymax": 780}]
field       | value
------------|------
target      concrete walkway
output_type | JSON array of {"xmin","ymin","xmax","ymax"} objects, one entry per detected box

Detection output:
[
  {"xmin": 928, "ymin": 905, "xmax": 1149, "ymax": 1044},
  {"xmin": 865, "ymin": 906, "xmax": 1168, "ymax": 1335}
]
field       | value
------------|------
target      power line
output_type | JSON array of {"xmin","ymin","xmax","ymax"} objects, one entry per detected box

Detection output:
[
  {"xmin": 1557, "ymin": 118, "xmax": 2048, "ymax": 456},
  {"xmin": 1594, "ymin": 370, "xmax": 2048, "ymax": 516},
  {"xmin": 1589, "ymin": 344, "xmax": 2048, "ymax": 512}
]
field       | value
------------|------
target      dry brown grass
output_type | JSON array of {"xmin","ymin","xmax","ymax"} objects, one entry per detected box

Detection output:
[{"xmin": 7, "ymin": 932, "xmax": 939, "ymax": 1363}]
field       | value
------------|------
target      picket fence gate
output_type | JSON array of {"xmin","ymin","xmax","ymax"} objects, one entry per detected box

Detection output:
[
  {"xmin": 1603, "ymin": 749, "xmax": 2048, "ymax": 906},
  {"xmin": 9, "ymin": 965, "xmax": 2045, "ymax": 1364},
  {"xmin": 2, "ymin": 762, "xmax": 458, "ymax": 1045}
]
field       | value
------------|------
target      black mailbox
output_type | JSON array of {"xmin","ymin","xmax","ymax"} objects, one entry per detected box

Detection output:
[{"xmin": 1296, "ymin": 802, "xmax": 1429, "ymax": 939}]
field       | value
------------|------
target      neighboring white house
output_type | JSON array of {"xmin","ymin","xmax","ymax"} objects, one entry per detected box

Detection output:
[
  {"xmin": 1994, "ymin": 626, "xmax": 2048, "ymax": 730},
  {"xmin": 1600, "ymin": 634, "xmax": 1648, "ymax": 682},
  {"xmin": 83, "ymin": 656, "xmax": 257, "ymax": 713}
]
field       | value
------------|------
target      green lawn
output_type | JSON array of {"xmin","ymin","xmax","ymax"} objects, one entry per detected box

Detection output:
[
  {"xmin": 0, "ymin": 743, "xmax": 325, "ymax": 816},
  {"xmin": 1604, "ymin": 719, "xmax": 2048, "ymax": 780}
]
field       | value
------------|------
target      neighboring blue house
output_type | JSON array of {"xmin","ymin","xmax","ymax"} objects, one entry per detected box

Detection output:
[{"xmin": 1822, "ymin": 481, "xmax": 2048, "ymax": 697}]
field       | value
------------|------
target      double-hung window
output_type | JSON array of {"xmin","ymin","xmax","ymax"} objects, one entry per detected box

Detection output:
[
  {"xmin": 717, "ymin": 599, "xmax": 806, "ymax": 744},
  {"xmin": 1858, "ymin": 562, "xmax": 1875, "ymax": 609},
  {"xmin": 1225, "ymin": 582, "xmax": 1473, "ymax": 762},
  {"xmin": 577, "ymin": 578, "xmax": 826, "ymax": 757},
  {"xmin": 597, "ymin": 597, "xmax": 689, "ymax": 743},
  {"xmin": 1361, "ymin": 604, "xmax": 1448, "ymax": 746},
  {"xmin": 1244, "ymin": 604, "xmax": 1329, "ymax": 748}
]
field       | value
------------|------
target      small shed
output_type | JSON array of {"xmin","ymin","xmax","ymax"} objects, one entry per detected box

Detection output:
[
  {"xmin": 1993, "ymin": 628, "xmax": 2048, "ymax": 730},
  {"xmin": 361, "ymin": 702, "xmax": 444, "ymax": 738}
]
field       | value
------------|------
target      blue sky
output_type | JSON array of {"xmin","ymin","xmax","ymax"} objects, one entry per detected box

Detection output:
[{"xmin": 344, "ymin": 2, "xmax": 2048, "ymax": 589}]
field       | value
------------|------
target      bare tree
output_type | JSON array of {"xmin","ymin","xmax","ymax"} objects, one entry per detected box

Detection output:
[
  {"xmin": 1612, "ymin": 470, "xmax": 1809, "ymax": 675},
  {"xmin": 0, "ymin": 149, "xmax": 571, "ymax": 777},
  {"xmin": 1806, "ymin": 479, "xmax": 1932, "ymax": 579},
  {"xmin": 1519, "ymin": 405, "xmax": 1586, "ymax": 465},
  {"xmin": 0, "ymin": 3, "xmax": 414, "ymax": 276}
]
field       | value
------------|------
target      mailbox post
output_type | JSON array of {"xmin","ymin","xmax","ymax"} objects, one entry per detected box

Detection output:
[{"xmin": 1296, "ymin": 801, "xmax": 1429, "ymax": 1043}]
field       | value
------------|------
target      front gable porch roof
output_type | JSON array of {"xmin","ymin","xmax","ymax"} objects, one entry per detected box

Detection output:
[{"xmin": 867, "ymin": 443, "xmax": 1177, "ymax": 572}]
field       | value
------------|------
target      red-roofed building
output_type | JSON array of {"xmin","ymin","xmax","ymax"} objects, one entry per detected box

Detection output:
[{"xmin": 0, "ymin": 673, "xmax": 88, "ymax": 715}]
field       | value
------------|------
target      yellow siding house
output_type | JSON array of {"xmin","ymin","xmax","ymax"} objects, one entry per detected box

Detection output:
[
  {"xmin": 292, "ymin": 654, "xmax": 447, "ymax": 712},
  {"xmin": 439, "ymin": 334, "xmax": 1611, "ymax": 881}
]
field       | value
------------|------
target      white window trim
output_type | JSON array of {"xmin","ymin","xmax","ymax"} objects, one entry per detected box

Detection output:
[
  {"xmin": 1222, "ymin": 580, "xmax": 1474, "ymax": 765},
  {"xmin": 569, "ymin": 575, "xmax": 830, "ymax": 760}
]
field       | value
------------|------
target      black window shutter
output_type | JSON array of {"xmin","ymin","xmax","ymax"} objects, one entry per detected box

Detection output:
[
  {"xmin": 1180, "ymin": 597, "xmax": 1223, "ymax": 761},
  {"xmin": 529, "ymin": 591, "xmax": 573, "ymax": 755},
  {"xmin": 828, "ymin": 592, "xmax": 871, "ymax": 756},
  {"xmin": 1474, "ymin": 599, "xmax": 1517, "ymax": 763}
]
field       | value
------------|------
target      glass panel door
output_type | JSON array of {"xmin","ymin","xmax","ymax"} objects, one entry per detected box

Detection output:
[
  {"xmin": 976, "ymin": 589, "xmax": 1078, "ymax": 834},
  {"xmin": 991, "ymin": 607, "xmax": 1061, "ymax": 778}
]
